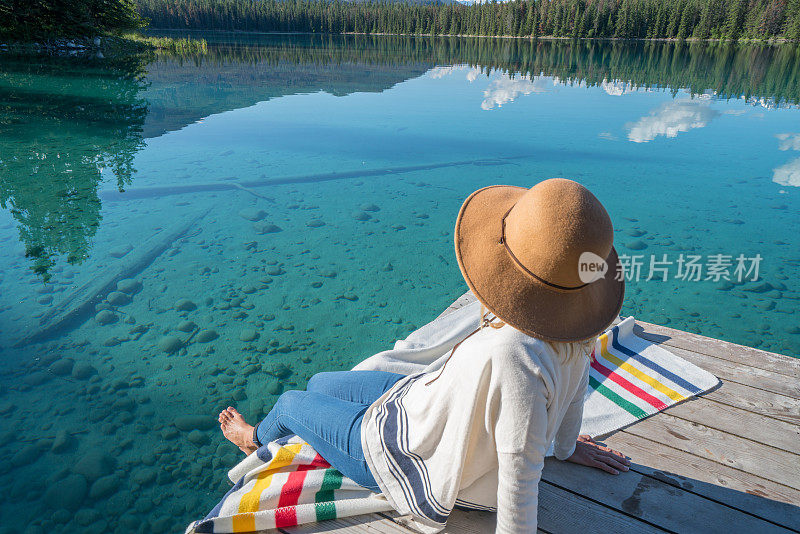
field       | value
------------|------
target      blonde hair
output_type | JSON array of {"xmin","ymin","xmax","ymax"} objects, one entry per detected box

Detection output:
[{"xmin": 545, "ymin": 337, "xmax": 597, "ymax": 364}]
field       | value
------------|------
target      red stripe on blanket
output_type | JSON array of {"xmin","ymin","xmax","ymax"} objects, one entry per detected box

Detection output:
[
  {"xmin": 590, "ymin": 359, "xmax": 668, "ymax": 411},
  {"xmin": 274, "ymin": 454, "xmax": 332, "ymax": 527},
  {"xmin": 306, "ymin": 453, "xmax": 330, "ymax": 469},
  {"xmin": 275, "ymin": 470, "xmax": 309, "ymax": 527}
]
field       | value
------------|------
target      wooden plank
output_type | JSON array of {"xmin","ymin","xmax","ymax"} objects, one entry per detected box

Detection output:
[
  {"xmin": 425, "ymin": 509, "xmax": 498, "ymax": 533},
  {"xmin": 621, "ymin": 412, "xmax": 800, "ymax": 491},
  {"xmin": 663, "ymin": 343, "xmax": 800, "ymax": 399},
  {"xmin": 542, "ymin": 458, "xmax": 794, "ymax": 534},
  {"xmin": 385, "ymin": 481, "xmax": 663, "ymax": 534},
  {"xmin": 635, "ymin": 321, "xmax": 800, "ymax": 379},
  {"xmin": 538, "ymin": 482, "xmax": 667, "ymax": 534},
  {"xmin": 601, "ymin": 431, "xmax": 800, "ymax": 530},
  {"xmin": 278, "ymin": 513, "xmax": 417, "ymax": 534},
  {"xmin": 703, "ymin": 380, "xmax": 800, "ymax": 425},
  {"xmin": 662, "ymin": 396, "xmax": 800, "ymax": 454}
]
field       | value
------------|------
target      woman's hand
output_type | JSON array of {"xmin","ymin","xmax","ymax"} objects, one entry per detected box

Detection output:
[{"xmin": 565, "ymin": 435, "xmax": 631, "ymax": 474}]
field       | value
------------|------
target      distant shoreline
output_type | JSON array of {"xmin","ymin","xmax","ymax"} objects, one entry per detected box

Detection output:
[{"xmin": 145, "ymin": 28, "xmax": 796, "ymax": 45}]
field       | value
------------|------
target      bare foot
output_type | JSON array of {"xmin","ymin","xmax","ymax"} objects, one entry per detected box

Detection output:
[{"xmin": 218, "ymin": 407, "xmax": 257, "ymax": 455}]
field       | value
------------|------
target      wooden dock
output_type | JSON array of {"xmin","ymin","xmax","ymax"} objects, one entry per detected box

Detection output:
[{"xmin": 279, "ymin": 292, "xmax": 800, "ymax": 534}]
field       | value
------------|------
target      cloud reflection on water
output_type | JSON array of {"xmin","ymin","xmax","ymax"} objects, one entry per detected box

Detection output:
[
  {"xmin": 776, "ymin": 133, "xmax": 800, "ymax": 151},
  {"xmin": 773, "ymin": 158, "xmax": 800, "ymax": 187},
  {"xmin": 773, "ymin": 133, "xmax": 800, "ymax": 187},
  {"xmin": 480, "ymin": 75, "xmax": 551, "ymax": 110},
  {"xmin": 626, "ymin": 99, "xmax": 719, "ymax": 143}
]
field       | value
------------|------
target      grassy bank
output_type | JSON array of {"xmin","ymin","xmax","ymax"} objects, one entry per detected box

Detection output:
[{"xmin": 0, "ymin": 34, "xmax": 208, "ymax": 56}]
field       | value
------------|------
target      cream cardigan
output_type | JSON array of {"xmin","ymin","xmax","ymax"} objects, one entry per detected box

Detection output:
[{"xmin": 360, "ymin": 323, "xmax": 592, "ymax": 534}]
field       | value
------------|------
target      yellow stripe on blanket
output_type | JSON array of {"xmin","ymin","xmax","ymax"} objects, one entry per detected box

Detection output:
[
  {"xmin": 232, "ymin": 442, "xmax": 304, "ymax": 532},
  {"xmin": 599, "ymin": 334, "xmax": 686, "ymax": 403}
]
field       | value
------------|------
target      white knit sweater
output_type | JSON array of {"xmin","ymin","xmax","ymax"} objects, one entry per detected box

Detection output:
[{"xmin": 360, "ymin": 323, "xmax": 592, "ymax": 534}]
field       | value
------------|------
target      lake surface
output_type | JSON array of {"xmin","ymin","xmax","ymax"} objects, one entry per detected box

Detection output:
[{"xmin": 0, "ymin": 33, "xmax": 798, "ymax": 533}]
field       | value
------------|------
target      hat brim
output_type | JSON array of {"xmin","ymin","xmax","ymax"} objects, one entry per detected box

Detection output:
[{"xmin": 454, "ymin": 185, "xmax": 625, "ymax": 342}]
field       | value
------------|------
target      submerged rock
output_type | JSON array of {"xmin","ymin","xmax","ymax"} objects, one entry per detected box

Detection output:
[
  {"xmin": 45, "ymin": 474, "xmax": 86, "ymax": 511},
  {"xmin": 132, "ymin": 468, "xmax": 157, "ymax": 486},
  {"xmin": 306, "ymin": 219, "xmax": 325, "ymax": 228},
  {"xmin": 51, "ymin": 430, "xmax": 75, "ymax": 453},
  {"xmin": 116, "ymin": 278, "xmax": 142, "ymax": 294},
  {"xmin": 174, "ymin": 299, "xmax": 197, "ymax": 312},
  {"xmin": 238, "ymin": 208, "xmax": 266, "ymax": 222},
  {"xmin": 743, "ymin": 281, "xmax": 773, "ymax": 293},
  {"xmin": 716, "ymin": 281, "xmax": 735, "ymax": 291},
  {"xmin": 174, "ymin": 415, "xmax": 215, "ymax": 432},
  {"xmin": 239, "ymin": 328, "xmax": 258, "ymax": 342},
  {"xmin": 49, "ymin": 358, "xmax": 74, "ymax": 376},
  {"xmin": 625, "ymin": 239, "xmax": 648, "ymax": 250},
  {"xmin": 75, "ymin": 509, "xmax": 101, "ymax": 527},
  {"xmin": 10, "ymin": 445, "xmax": 38, "ymax": 469},
  {"xmin": 353, "ymin": 211, "xmax": 371, "ymax": 221},
  {"xmin": 106, "ymin": 291, "xmax": 131, "ymax": 306},
  {"xmin": 271, "ymin": 363, "xmax": 292, "ymax": 379},
  {"xmin": 72, "ymin": 363, "xmax": 97, "ymax": 380},
  {"xmin": 242, "ymin": 363, "xmax": 261, "ymax": 376},
  {"xmin": 73, "ymin": 452, "xmax": 116, "ymax": 482},
  {"xmin": 109, "ymin": 244, "xmax": 133, "ymax": 258},
  {"xmin": 361, "ymin": 203, "xmax": 380, "ymax": 212},
  {"xmin": 95, "ymin": 310, "xmax": 117, "ymax": 326},
  {"xmin": 187, "ymin": 430, "xmax": 209, "ymax": 445},
  {"xmin": 157, "ymin": 336, "xmax": 183, "ymax": 354},
  {"xmin": 176, "ymin": 320, "xmax": 197, "ymax": 333},
  {"xmin": 24, "ymin": 371, "xmax": 50, "ymax": 386},
  {"xmin": 196, "ymin": 329, "xmax": 218, "ymax": 343},
  {"xmin": 253, "ymin": 222, "xmax": 282, "ymax": 234},
  {"xmin": 102, "ymin": 336, "xmax": 123, "ymax": 347}
]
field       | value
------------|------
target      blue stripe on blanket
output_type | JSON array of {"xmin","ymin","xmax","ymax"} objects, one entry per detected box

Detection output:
[{"xmin": 610, "ymin": 325, "xmax": 702, "ymax": 394}]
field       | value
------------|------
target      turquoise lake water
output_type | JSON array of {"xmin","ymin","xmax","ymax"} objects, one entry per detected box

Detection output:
[{"xmin": 0, "ymin": 34, "xmax": 799, "ymax": 533}]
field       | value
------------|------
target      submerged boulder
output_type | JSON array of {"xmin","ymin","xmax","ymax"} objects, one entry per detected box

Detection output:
[
  {"xmin": 45, "ymin": 474, "xmax": 86, "ymax": 511},
  {"xmin": 174, "ymin": 415, "xmax": 215, "ymax": 432},
  {"xmin": 238, "ymin": 208, "xmax": 266, "ymax": 222},
  {"xmin": 157, "ymin": 336, "xmax": 183, "ymax": 354},
  {"xmin": 95, "ymin": 310, "xmax": 117, "ymax": 326}
]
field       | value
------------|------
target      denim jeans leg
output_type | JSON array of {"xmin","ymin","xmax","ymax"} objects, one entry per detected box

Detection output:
[
  {"xmin": 306, "ymin": 370, "xmax": 404, "ymax": 405},
  {"xmin": 253, "ymin": 389, "xmax": 379, "ymax": 490}
]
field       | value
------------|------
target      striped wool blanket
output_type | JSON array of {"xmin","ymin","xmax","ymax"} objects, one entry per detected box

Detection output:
[{"xmin": 187, "ymin": 300, "xmax": 718, "ymax": 533}]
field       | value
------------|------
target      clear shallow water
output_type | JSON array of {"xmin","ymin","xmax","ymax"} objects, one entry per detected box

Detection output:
[{"xmin": 0, "ymin": 34, "xmax": 799, "ymax": 533}]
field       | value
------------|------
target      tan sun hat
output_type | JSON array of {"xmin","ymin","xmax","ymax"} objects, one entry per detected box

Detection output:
[{"xmin": 454, "ymin": 178, "xmax": 625, "ymax": 342}]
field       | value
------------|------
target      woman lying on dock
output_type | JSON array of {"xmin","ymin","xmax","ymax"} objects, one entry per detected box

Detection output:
[{"xmin": 218, "ymin": 179, "xmax": 631, "ymax": 533}]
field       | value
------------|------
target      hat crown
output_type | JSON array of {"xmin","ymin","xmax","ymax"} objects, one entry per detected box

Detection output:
[{"xmin": 504, "ymin": 179, "xmax": 613, "ymax": 289}]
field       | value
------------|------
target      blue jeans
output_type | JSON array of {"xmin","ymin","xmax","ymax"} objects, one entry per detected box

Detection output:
[{"xmin": 254, "ymin": 370, "xmax": 404, "ymax": 491}]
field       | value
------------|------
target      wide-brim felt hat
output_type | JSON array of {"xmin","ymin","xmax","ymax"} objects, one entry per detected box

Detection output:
[{"xmin": 454, "ymin": 179, "xmax": 625, "ymax": 342}]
